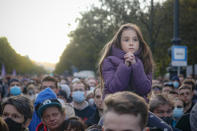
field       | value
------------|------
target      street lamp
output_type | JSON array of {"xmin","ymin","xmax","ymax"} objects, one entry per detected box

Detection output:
[{"xmin": 172, "ymin": 0, "xmax": 181, "ymax": 45}]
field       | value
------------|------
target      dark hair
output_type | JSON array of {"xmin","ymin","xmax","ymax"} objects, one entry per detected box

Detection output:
[
  {"xmin": 86, "ymin": 124, "xmax": 102, "ymax": 131},
  {"xmin": 2, "ymin": 95, "xmax": 33, "ymax": 122},
  {"xmin": 183, "ymin": 79, "xmax": 196, "ymax": 90},
  {"xmin": 57, "ymin": 90, "xmax": 68, "ymax": 100},
  {"xmin": 104, "ymin": 91, "xmax": 148, "ymax": 129},
  {"xmin": 169, "ymin": 90, "xmax": 178, "ymax": 95},
  {"xmin": 179, "ymin": 84, "xmax": 192, "ymax": 91},
  {"xmin": 8, "ymin": 78, "xmax": 21, "ymax": 86},
  {"xmin": 42, "ymin": 76, "xmax": 58, "ymax": 88},
  {"xmin": 163, "ymin": 82, "xmax": 174, "ymax": 89},
  {"xmin": 64, "ymin": 117, "xmax": 85, "ymax": 131},
  {"xmin": 149, "ymin": 94, "xmax": 174, "ymax": 112},
  {"xmin": 171, "ymin": 76, "xmax": 180, "ymax": 82}
]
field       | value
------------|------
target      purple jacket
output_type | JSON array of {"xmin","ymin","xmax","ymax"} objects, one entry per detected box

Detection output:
[{"xmin": 102, "ymin": 46, "xmax": 152, "ymax": 98}]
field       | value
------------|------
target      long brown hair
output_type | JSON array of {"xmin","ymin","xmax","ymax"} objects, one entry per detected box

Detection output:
[{"xmin": 98, "ymin": 23, "xmax": 154, "ymax": 88}]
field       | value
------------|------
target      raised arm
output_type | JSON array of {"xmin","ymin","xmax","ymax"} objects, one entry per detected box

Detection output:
[
  {"xmin": 102, "ymin": 56, "xmax": 132, "ymax": 94},
  {"xmin": 130, "ymin": 57, "xmax": 152, "ymax": 96}
]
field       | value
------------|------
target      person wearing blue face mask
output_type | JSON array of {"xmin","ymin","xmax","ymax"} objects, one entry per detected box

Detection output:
[
  {"xmin": 173, "ymin": 81, "xmax": 180, "ymax": 89},
  {"xmin": 172, "ymin": 98, "xmax": 184, "ymax": 127},
  {"xmin": 8, "ymin": 78, "xmax": 22, "ymax": 97},
  {"xmin": 10, "ymin": 85, "xmax": 22, "ymax": 96},
  {"xmin": 71, "ymin": 80, "xmax": 95, "ymax": 122},
  {"xmin": 171, "ymin": 76, "xmax": 180, "ymax": 94},
  {"xmin": 149, "ymin": 95, "xmax": 182, "ymax": 131}
]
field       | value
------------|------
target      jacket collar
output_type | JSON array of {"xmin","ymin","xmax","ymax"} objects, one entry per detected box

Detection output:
[
  {"xmin": 111, "ymin": 46, "xmax": 125, "ymax": 59},
  {"xmin": 111, "ymin": 45, "xmax": 141, "ymax": 59}
]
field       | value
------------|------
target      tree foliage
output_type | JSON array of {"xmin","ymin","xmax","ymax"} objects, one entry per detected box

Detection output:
[
  {"xmin": 55, "ymin": 0, "xmax": 197, "ymax": 77},
  {"xmin": 0, "ymin": 37, "xmax": 46, "ymax": 74}
]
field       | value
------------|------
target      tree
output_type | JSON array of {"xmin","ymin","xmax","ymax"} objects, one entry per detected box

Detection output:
[
  {"xmin": 55, "ymin": 0, "xmax": 197, "ymax": 77},
  {"xmin": 0, "ymin": 37, "xmax": 46, "ymax": 74},
  {"xmin": 55, "ymin": 0, "xmax": 142, "ymax": 74}
]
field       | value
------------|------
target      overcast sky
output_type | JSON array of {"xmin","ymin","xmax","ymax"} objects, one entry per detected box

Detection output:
[
  {"xmin": 0, "ymin": 0, "xmax": 97, "ymax": 63},
  {"xmin": 0, "ymin": 0, "xmax": 164, "ymax": 64}
]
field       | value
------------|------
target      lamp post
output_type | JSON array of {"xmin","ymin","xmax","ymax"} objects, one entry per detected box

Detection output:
[
  {"xmin": 172, "ymin": 0, "xmax": 182, "ymax": 76},
  {"xmin": 150, "ymin": 0, "xmax": 154, "ymax": 53},
  {"xmin": 172, "ymin": 0, "xmax": 181, "ymax": 45}
]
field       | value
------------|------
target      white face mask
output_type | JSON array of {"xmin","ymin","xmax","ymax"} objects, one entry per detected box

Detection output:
[
  {"xmin": 90, "ymin": 87, "xmax": 95, "ymax": 91},
  {"xmin": 29, "ymin": 95, "xmax": 35, "ymax": 101},
  {"xmin": 88, "ymin": 98, "xmax": 95, "ymax": 106}
]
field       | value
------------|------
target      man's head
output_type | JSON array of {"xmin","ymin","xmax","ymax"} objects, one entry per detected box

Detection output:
[
  {"xmin": 41, "ymin": 76, "xmax": 58, "ymax": 94},
  {"xmin": 8, "ymin": 79, "xmax": 22, "ymax": 96},
  {"xmin": 149, "ymin": 94, "xmax": 174, "ymax": 118},
  {"xmin": 9, "ymin": 79, "xmax": 21, "ymax": 87},
  {"xmin": 37, "ymin": 99, "xmax": 66, "ymax": 130},
  {"xmin": 93, "ymin": 87, "xmax": 103, "ymax": 110},
  {"xmin": 178, "ymin": 84, "xmax": 193, "ymax": 105},
  {"xmin": 87, "ymin": 77, "xmax": 97, "ymax": 88},
  {"xmin": 162, "ymin": 82, "xmax": 174, "ymax": 96},
  {"xmin": 183, "ymin": 78, "xmax": 196, "ymax": 91},
  {"xmin": 151, "ymin": 84, "xmax": 162, "ymax": 96},
  {"xmin": 103, "ymin": 91, "xmax": 148, "ymax": 131},
  {"xmin": 2, "ymin": 95, "xmax": 33, "ymax": 130},
  {"xmin": 71, "ymin": 80, "xmax": 87, "ymax": 104}
]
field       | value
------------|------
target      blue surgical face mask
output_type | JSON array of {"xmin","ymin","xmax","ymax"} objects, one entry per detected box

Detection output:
[
  {"xmin": 173, "ymin": 81, "xmax": 179, "ymax": 88},
  {"xmin": 90, "ymin": 87, "xmax": 95, "ymax": 91},
  {"xmin": 72, "ymin": 91, "xmax": 85, "ymax": 103},
  {"xmin": 173, "ymin": 107, "xmax": 184, "ymax": 119},
  {"xmin": 10, "ymin": 86, "xmax": 21, "ymax": 96}
]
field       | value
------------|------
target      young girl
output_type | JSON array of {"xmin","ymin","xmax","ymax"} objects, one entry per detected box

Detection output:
[{"xmin": 98, "ymin": 23, "xmax": 154, "ymax": 99}]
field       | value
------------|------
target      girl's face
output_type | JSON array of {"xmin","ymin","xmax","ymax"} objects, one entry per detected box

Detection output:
[{"xmin": 120, "ymin": 29, "xmax": 139, "ymax": 53}]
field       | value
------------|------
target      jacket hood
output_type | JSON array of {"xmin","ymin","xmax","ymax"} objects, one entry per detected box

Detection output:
[
  {"xmin": 29, "ymin": 88, "xmax": 57, "ymax": 131},
  {"xmin": 34, "ymin": 88, "xmax": 57, "ymax": 107}
]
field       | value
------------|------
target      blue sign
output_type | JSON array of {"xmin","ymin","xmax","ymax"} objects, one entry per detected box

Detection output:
[{"xmin": 171, "ymin": 45, "xmax": 187, "ymax": 66}]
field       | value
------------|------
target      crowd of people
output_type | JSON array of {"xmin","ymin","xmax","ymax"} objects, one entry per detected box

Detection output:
[
  {"xmin": 0, "ymin": 23, "xmax": 197, "ymax": 131},
  {"xmin": 0, "ymin": 73, "xmax": 197, "ymax": 131}
]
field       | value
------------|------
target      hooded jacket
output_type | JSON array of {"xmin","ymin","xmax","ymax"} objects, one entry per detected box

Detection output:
[
  {"xmin": 102, "ymin": 46, "xmax": 152, "ymax": 98},
  {"xmin": 28, "ymin": 88, "xmax": 57, "ymax": 131}
]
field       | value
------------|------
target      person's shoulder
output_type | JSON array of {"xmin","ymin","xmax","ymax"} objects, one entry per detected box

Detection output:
[
  {"xmin": 85, "ymin": 105, "xmax": 96, "ymax": 112},
  {"xmin": 175, "ymin": 113, "xmax": 190, "ymax": 130},
  {"xmin": 190, "ymin": 103, "xmax": 197, "ymax": 131}
]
